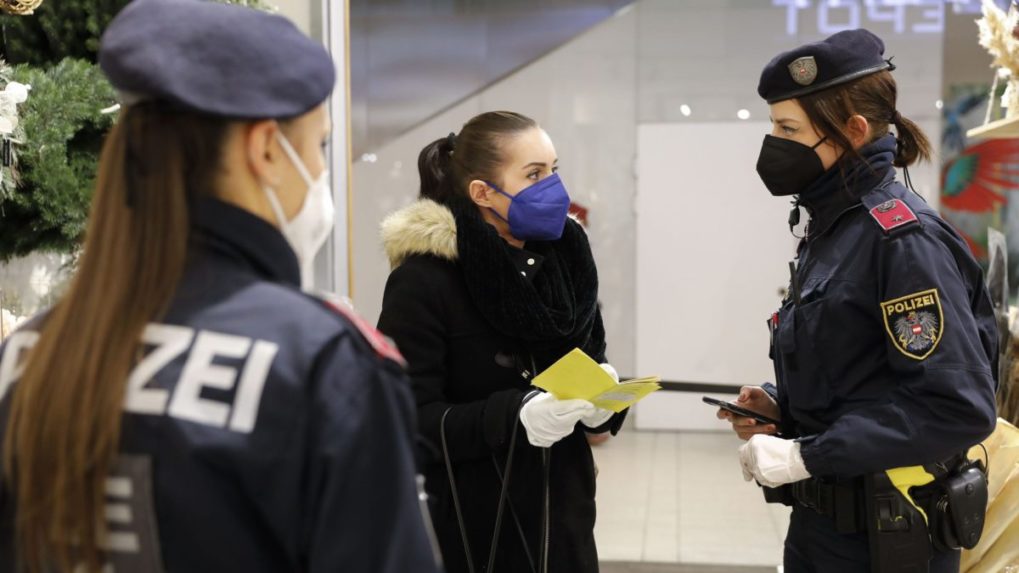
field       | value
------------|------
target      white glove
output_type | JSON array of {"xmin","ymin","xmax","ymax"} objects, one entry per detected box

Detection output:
[
  {"xmin": 581, "ymin": 363, "xmax": 619, "ymax": 429},
  {"xmin": 519, "ymin": 392, "xmax": 595, "ymax": 448},
  {"xmin": 738, "ymin": 434, "xmax": 811, "ymax": 488}
]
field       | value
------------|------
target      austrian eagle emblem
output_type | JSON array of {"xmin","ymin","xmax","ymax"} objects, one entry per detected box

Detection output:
[
  {"xmin": 881, "ymin": 289, "xmax": 943, "ymax": 360},
  {"xmin": 788, "ymin": 56, "xmax": 818, "ymax": 86}
]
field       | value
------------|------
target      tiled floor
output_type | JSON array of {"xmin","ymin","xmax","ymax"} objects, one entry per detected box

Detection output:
[{"xmin": 593, "ymin": 430, "xmax": 789, "ymax": 569}]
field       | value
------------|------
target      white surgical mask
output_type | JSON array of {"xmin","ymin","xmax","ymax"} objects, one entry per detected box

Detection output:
[{"xmin": 263, "ymin": 132, "xmax": 335, "ymax": 289}]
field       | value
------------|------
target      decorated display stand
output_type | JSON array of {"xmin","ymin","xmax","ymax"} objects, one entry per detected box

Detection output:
[
  {"xmin": 958, "ymin": 2, "xmax": 1019, "ymax": 571},
  {"xmin": 967, "ymin": 0, "xmax": 1019, "ymax": 427},
  {"xmin": 969, "ymin": 0, "xmax": 1019, "ymax": 139}
]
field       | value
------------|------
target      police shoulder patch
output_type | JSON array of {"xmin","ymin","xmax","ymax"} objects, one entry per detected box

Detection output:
[
  {"xmin": 318, "ymin": 294, "xmax": 407, "ymax": 367},
  {"xmin": 868, "ymin": 199, "xmax": 918, "ymax": 233},
  {"xmin": 880, "ymin": 289, "xmax": 943, "ymax": 360}
]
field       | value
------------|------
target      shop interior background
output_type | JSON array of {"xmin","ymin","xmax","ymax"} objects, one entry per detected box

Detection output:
[{"xmin": 0, "ymin": 0, "xmax": 1011, "ymax": 571}]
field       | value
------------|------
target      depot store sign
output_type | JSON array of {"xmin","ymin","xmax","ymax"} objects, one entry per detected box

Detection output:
[{"xmin": 775, "ymin": 0, "xmax": 1010, "ymax": 36}]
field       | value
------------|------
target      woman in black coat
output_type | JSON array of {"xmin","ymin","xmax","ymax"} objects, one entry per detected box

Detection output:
[{"xmin": 377, "ymin": 111, "xmax": 625, "ymax": 573}]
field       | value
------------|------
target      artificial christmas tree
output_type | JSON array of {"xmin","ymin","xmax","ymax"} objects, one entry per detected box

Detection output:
[{"xmin": 0, "ymin": 0, "xmax": 274, "ymax": 260}]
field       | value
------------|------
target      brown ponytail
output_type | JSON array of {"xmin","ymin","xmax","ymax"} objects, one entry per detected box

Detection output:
[
  {"xmin": 888, "ymin": 110, "xmax": 931, "ymax": 168},
  {"xmin": 4, "ymin": 104, "xmax": 229, "ymax": 572},
  {"xmin": 798, "ymin": 70, "xmax": 931, "ymax": 168},
  {"xmin": 417, "ymin": 111, "xmax": 537, "ymax": 204},
  {"xmin": 416, "ymin": 134, "xmax": 457, "ymax": 203}
]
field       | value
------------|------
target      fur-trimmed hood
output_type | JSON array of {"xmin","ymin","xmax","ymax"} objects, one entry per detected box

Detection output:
[{"xmin": 381, "ymin": 199, "xmax": 458, "ymax": 269}]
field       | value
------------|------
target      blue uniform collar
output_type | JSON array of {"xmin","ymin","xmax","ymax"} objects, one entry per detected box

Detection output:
[
  {"xmin": 190, "ymin": 197, "xmax": 301, "ymax": 287},
  {"xmin": 797, "ymin": 134, "xmax": 897, "ymax": 238}
]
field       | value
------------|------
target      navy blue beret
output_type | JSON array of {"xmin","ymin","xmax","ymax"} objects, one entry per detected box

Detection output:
[
  {"xmin": 99, "ymin": 0, "xmax": 335, "ymax": 119},
  {"xmin": 757, "ymin": 29, "xmax": 892, "ymax": 104}
]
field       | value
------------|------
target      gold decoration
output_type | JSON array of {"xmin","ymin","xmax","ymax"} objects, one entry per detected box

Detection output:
[
  {"xmin": 0, "ymin": 0, "xmax": 43, "ymax": 15},
  {"xmin": 961, "ymin": 420, "xmax": 1019, "ymax": 572}
]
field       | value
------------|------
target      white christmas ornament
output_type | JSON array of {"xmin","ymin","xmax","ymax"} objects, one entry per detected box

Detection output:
[{"xmin": 3, "ymin": 82, "xmax": 29, "ymax": 104}]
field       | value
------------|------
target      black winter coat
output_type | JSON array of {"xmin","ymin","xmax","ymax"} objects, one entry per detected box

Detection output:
[{"xmin": 377, "ymin": 199, "xmax": 622, "ymax": 573}]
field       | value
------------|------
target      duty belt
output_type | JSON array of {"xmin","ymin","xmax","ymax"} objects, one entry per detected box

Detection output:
[{"xmin": 787, "ymin": 477, "xmax": 865, "ymax": 535}]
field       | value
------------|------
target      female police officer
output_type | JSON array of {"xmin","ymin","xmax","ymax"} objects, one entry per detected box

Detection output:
[
  {"xmin": 720, "ymin": 29, "xmax": 998, "ymax": 572},
  {"xmin": 0, "ymin": 1, "xmax": 438, "ymax": 572}
]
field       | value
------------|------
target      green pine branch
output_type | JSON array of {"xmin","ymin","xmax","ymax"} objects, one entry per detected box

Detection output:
[
  {"xmin": 0, "ymin": 59, "xmax": 115, "ymax": 261},
  {"xmin": 0, "ymin": 0, "xmax": 276, "ymax": 260},
  {"xmin": 1, "ymin": 0, "xmax": 276, "ymax": 66}
]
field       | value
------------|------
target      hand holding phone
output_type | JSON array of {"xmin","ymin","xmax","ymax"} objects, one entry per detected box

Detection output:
[
  {"xmin": 703, "ymin": 397, "xmax": 780, "ymax": 426},
  {"xmin": 704, "ymin": 386, "xmax": 781, "ymax": 439}
]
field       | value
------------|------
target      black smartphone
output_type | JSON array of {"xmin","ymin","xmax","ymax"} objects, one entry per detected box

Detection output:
[{"xmin": 702, "ymin": 396, "xmax": 780, "ymax": 426}]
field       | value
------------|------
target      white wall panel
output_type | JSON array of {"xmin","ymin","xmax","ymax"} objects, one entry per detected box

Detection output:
[{"xmin": 634, "ymin": 122, "xmax": 794, "ymax": 430}]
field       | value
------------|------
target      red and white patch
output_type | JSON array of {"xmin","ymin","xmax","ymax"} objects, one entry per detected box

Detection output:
[
  {"xmin": 869, "ymin": 199, "xmax": 917, "ymax": 232},
  {"xmin": 321, "ymin": 297, "xmax": 407, "ymax": 367}
]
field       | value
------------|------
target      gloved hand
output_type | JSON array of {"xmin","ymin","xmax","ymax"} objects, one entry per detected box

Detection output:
[
  {"xmin": 738, "ymin": 434, "xmax": 811, "ymax": 488},
  {"xmin": 581, "ymin": 363, "xmax": 619, "ymax": 429},
  {"xmin": 519, "ymin": 392, "xmax": 595, "ymax": 448}
]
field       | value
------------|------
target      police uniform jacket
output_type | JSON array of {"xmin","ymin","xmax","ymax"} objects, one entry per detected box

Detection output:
[
  {"xmin": 767, "ymin": 135, "xmax": 999, "ymax": 478},
  {"xmin": 377, "ymin": 198, "xmax": 623, "ymax": 573},
  {"xmin": 0, "ymin": 198, "xmax": 439, "ymax": 573}
]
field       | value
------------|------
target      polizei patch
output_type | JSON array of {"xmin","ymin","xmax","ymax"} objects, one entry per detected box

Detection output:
[{"xmin": 881, "ymin": 289, "xmax": 943, "ymax": 360}]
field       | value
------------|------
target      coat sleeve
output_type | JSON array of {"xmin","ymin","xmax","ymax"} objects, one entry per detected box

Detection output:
[
  {"xmin": 799, "ymin": 226, "xmax": 998, "ymax": 478},
  {"xmin": 377, "ymin": 261, "xmax": 524, "ymax": 464},
  {"xmin": 302, "ymin": 332, "xmax": 440, "ymax": 573}
]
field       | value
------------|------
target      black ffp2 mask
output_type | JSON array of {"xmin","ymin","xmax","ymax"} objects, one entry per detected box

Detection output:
[{"xmin": 756, "ymin": 135, "xmax": 827, "ymax": 197}]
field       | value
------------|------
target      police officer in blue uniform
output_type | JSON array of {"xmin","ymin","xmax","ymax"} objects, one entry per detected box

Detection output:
[
  {"xmin": 719, "ymin": 29, "xmax": 998, "ymax": 572},
  {"xmin": 0, "ymin": 1, "xmax": 439, "ymax": 572}
]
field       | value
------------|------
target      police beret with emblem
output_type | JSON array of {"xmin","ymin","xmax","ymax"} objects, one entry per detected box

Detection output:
[
  {"xmin": 99, "ymin": 0, "xmax": 335, "ymax": 119},
  {"xmin": 757, "ymin": 29, "xmax": 892, "ymax": 104}
]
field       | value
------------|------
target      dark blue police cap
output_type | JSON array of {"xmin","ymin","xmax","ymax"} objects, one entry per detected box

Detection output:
[
  {"xmin": 757, "ymin": 29, "xmax": 892, "ymax": 104},
  {"xmin": 99, "ymin": 0, "xmax": 335, "ymax": 119}
]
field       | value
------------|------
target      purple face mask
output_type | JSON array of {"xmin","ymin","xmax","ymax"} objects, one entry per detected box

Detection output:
[{"xmin": 487, "ymin": 172, "xmax": 571, "ymax": 241}]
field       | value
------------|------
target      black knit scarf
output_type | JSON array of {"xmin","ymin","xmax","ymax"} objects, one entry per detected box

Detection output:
[{"xmin": 448, "ymin": 197, "xmax": 606, "ymax": 368}]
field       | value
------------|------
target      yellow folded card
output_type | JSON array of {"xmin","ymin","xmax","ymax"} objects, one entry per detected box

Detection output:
[{"xmin": 532, "ymin": 348, "xmax": 661, "ymax": 413}]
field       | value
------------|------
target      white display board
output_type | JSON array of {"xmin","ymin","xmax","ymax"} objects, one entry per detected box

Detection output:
[{"xmin": 634, "ymin": 122, "xmax": 796, "ymax": 431}]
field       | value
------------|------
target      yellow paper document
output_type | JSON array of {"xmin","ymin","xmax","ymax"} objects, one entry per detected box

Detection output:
[{"xmin": 532, "ymin": 349, "xmax": 661, "ymax": 413}]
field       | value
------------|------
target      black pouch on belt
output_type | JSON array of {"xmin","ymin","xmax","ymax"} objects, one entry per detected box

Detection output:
[
  {"xmin": 916, "ymin": 458, "xmax": 988, "ymax": 552},
  {"xmin": 762, "ymin": 484, "xmax": 794, "ymax": 506},
  {"xmin": 864, "ymin": 472, "xmax": 931, "ymax": 573}
]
